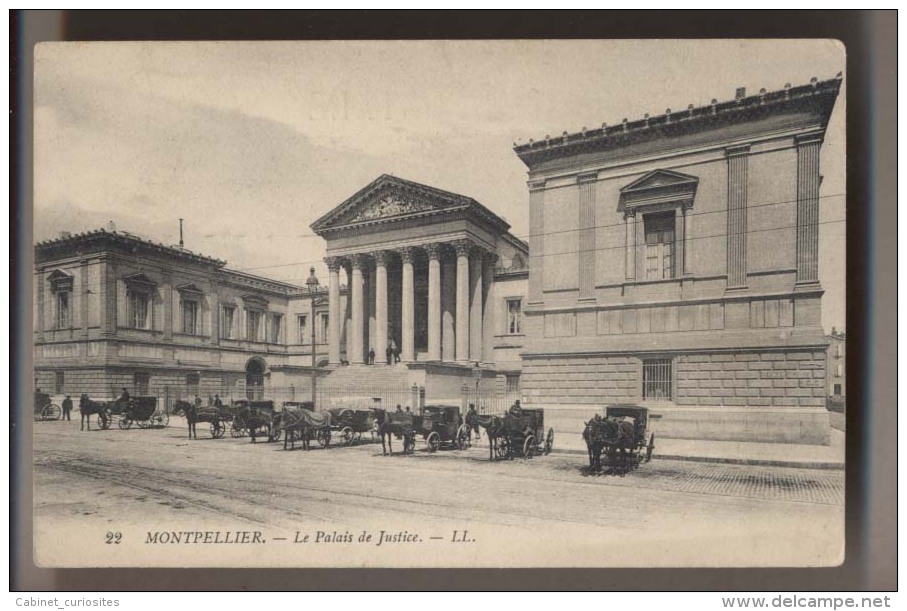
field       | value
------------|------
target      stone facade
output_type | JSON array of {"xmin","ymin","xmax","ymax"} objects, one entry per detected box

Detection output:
[{"xmin": 513, "ymin": 76, "xmax": 843, "ymax": 444}]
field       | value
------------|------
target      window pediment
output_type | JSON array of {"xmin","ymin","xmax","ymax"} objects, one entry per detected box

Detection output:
[
  {"xmin": 620, "ymin": 169, "xmax": 698, "ymax": 211},
  {"xmin": 176, "ymin": 282, "xmax": 204, "ymax": 296},
  {"xmin": 241, "ymin": 294, "xmax": 269, "ymax": 308},
  {"xmin": 46, "ymin": 269, "xmax": 74, "ymax": 291},
  {"xmin": 123, "ymin": 272, "xmax": 158, "ymax": 290}
]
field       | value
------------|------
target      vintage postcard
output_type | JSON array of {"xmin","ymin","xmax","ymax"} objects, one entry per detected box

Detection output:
[{"xmin": 31, "ymin": 39, "xmax": 846, "ymax": 568}]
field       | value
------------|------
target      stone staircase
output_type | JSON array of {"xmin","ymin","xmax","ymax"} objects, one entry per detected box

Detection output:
[
  {"xmin": 321, "ymin": 363, "xmax": 414, "ymax": 388},
  {"xmin": 317, "ymin": 364, "xmax": 416, "ymax": 410}
]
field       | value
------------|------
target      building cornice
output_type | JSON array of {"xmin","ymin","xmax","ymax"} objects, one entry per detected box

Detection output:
[{"xmin": 513, "ymin": 75, "xmax": 843, "ymax": 170}]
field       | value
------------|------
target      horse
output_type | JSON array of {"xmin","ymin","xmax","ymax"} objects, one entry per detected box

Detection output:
[
  {"xmin": 234, "ymin": 403, "xmax": 278, "ymax": 443},
  {"xmin": 585, "ymin": 416, "xmax": 636, "ymax": 474},
  {"xmin": 77, "ymin": 394, "xmax": 111, "ymax": 431},
  {"xmin": 471, "ymin": 414, "xmax": 509, "ymax": 461},
  {"xmin": 582, "ymin": 419, "xmax": 603, "ymax": 471},
  {"xmin": 279, "ymin": 407, "xmax": 320, "ymax": 451},
  {"xmin": 172, "ymin": 400, "xmax": 219, "ymax": 439},
  {"xmin": 373, "ymin": 408, "xmax": 413, "ymax": 456}
]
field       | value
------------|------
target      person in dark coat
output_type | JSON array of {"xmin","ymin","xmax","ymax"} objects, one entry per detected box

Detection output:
[
  {"xmin": 214, "ymin": 394, "xmax": 223, "ymax": 407},
  {"xmin": 386, "ymin": 346, "xmax": 392, "ymax": 365},
  {"xmin": 62, "ymin": 395, "xmax": 73, "ymax": 421},
  {"xmin": 368, "ymin": 348, "xmax": 376, "ymax": 365}
]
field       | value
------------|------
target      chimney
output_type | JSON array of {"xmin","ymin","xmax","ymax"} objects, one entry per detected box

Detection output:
[
  {"xmin": 735, "ymin": 87, "xmax": 746, "ymax": 99},
  {"xmin": 107, "ymin": 220, "xmax": 117, "ymax": 232},
  {"xmin": 179, "ymin": 218, "xmax": 184, "ymax": 248}
]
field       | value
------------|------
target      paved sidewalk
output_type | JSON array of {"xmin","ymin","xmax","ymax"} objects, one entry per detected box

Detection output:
[{"xmin": 541, "ymin": 428, "xmax": 845, "ymax": 470}]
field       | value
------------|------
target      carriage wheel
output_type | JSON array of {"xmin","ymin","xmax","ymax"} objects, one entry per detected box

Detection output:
[
  {"xmin": 98, "ymin": 412, "xmax": 111, "ymax": 430},
  {"xmin": 426, "ymin": 432, "xmax": 441, "ymax": 453},
  {"xmin": 340, "ymin": 426, "xmax": 354, "ymax": 446},
  {"xmin": 645, "ymin": 433, "xmax": 655, "ymax": 462},
  {"xmin": 45, "ymin": 404, "xmax": 62, "ymax": 421},
  {"xmin": 118, "ymin": 417, "xmax": 133, "ymax": 430},
  {"xmin": 157, "ymin": 411, "xmax": 169, "ymax": 428},
  {"xmin": 456, "ymin": 424, "xmax": 471, "ymax": 450},
  {"xmin": 230, "ymin": 419, "xmax": 246, "ymax": 438},
  {"xmin": 544, "ymin": 428, "xmax": 554, "ymax": 455},
  {"xmin": 404, "ymin": 435, "xmax": 416, "ymax": 454},
  {"xmin": 210, "ymin": 420, "xmax": 225, "ymax": 438},
  {"xmin": 523, "ymin": 435, "xmax": 536, "ymax": 459}
]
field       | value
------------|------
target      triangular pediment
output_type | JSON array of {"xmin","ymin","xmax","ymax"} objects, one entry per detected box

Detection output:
[
  {"xmin": 122, "ymin": 272, "xmax": 157, "ymax": 287},
  {"xmin": 176, "ymin": 282, "xmax": 204, "ymax": 294},
  {"xmin": 311, "ymin": 174, "xmax": 476, "ymax": 232},
  {"xmin": 621, "ymin": 169, "xmax": 699, "ymax": 193},
  {"xmin": 46, "ymin": 269, "xmax": 74, "ymax": 290}
]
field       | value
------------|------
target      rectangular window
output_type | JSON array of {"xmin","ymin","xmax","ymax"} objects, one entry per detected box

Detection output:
[
  {"xmin": 246, "ymin": 310, "xmax": 261, "ymax": 341},
  {"xmin": 297, "ymin": 315, "xmax": 308, "ymax": 344},
  {"xmin": 54, "ymin": 371, "xmax": 65, "ymax": 394},
  {"xmin": 835, "ymin": 344, "xmax": 843, "ymax": 358},
  {"xmin": 270, "ymin": 313, "xmax": 283, "ymax": 344},
  {"xmin": 505, "ymin": 374, "xmax": 520, "ymax": 393},
  {"xmin": 134, "ymin": 372, "xmax": 150, "ymax": 395},
  {"xmin": 644, "ymin": 212, "xmax": 675, "ymax": 280},
  {"xmin": 506, "ymin": 298, "xmax": 522, "ymax": 334},
  {"xmin": 833, "ymin": 384, "xmax": 842, "ymax": 396},
  {"xmin": 836, "ymin": 363, "xmax": 843, "ymax": 378},
  {"xmin": 181, "ymin": 299, "xmax": 199, "ymax": 335},
  {"xmin": 642, "ymin": 358, "xmax": 673, "ymax": 401},
  {"xmin": 128, "ymin": 291, "xmax": 151, "ymax": 329},
  {"xmin": 319, "ymin": 313, "xmax": 329, "ymax": 344},
  {"xmin": 221, "ymin": 305, "xmax": 235, "ymax": 339},
  {"xmin": 55, "ymin": 291, "xmax": 71, "ymax": 328},
  {"xmin": 186, "ymin": 373, "xmax": 200, "ymax": 396}
]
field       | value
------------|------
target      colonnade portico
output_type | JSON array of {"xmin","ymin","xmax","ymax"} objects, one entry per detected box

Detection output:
[{"xmin": 325, "ymin": 239, "xmax": 496, "ymax": 367}]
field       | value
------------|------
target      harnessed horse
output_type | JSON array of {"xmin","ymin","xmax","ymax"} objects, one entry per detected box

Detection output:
[{"xmin": 77, "ymin": 394, "xmax": 112, "ymax": 431}]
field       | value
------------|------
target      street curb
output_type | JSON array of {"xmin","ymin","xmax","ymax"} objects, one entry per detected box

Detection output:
[{"xmin": 549, "ymin": 448, "xmax": 844, "ymax": 471}]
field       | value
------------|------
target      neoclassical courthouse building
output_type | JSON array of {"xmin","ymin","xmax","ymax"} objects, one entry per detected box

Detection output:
[{"xmin": 34, "ymin": 75, "xmax": 842, "ymax": 443}]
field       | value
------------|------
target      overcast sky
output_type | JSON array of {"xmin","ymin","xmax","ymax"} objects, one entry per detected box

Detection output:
[{"xmin": 34, "ymin": 40, "xmax": 846, "ymax": 331}]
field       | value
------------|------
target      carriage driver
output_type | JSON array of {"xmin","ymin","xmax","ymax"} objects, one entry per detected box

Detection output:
[
  {"xmin": 119, "ymin": 387, "xmax": 130, "ymax": 408},
  {"xmin": 466, "ymin": 404, "xmax": 480, "ymax": 441},
  {"xmin": 214, "ymin": 394, "xmax": 223, "ymax": 407}
]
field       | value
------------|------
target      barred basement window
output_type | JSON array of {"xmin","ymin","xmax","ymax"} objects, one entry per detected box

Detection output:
[
  {"xmin": 642, "ymin": 358, "xmax": 673, "ymax": 401},
  {"xmin": 505, "ymin": 374, "xmax": 520, "ymax": 393}
]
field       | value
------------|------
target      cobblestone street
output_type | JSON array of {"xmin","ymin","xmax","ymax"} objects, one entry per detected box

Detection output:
[{"xmin": 31, "ymin": 417, "xmax": 844, "ymax": 568}]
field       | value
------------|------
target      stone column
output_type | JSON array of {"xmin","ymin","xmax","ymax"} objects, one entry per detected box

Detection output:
[
  {"xmin": 36, "ymin": 267, "xmax": 46, "ymax": 342},
  {"xmin": 454, "ymin": 240, "xmax": 471, "ymax": 362},
  {"xmin": 482, "ymin": 253, "xmax": 497, "ymax": 365},
  {"xmin": 578, "ymin": 172, "xmax": 596, "ymax": 299},
  {"xmin": 682, "ymin": 202, "xmax": 694, "ymax": 276},
  {"xmin": 426, "ymin": 243, "xmax": 442, "ymax": 361},
  {"xmin": 80, "ymin": 259, "xmax": 90, "ymax": 338},
  {"xmin": 796, "ymin": 134, "xmax": 822, "ymax": 284},
  {"xmin": 350, "ymin": 254, "xmax": 366, "ymax": 364},
  {"xmin": 326, "ymin": 257, "xmax": 342, "ymax": 365},
  {"xmin": 373, "ymin": 251, "xmax": 389, "ymax": 364},
  {"xmin": 726, "ymin": 145, "xmax": 750, "ymax": 288},
  {"xmin": 399, "ymin": 247, "xmax": 415, "ymax": 362},
  {"xmin": 441, "ymin": 255, "xmax": 457, "ymax": 362},
  {"xmin": 625, "ymin": 210, "xmax": 636, "ymax": 281},
  {"xmin": 528, "ymin": 179, "xmax": 545, "ymax": 304},
  {"xmin": 469, "ymin": 250, "xmax": 484, "ymax": 362}
]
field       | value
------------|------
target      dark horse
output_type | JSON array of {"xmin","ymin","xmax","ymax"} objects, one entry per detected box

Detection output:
[
  {"xmin": 372, "ymin": 408, "xmax": 415, "ymax": 456},
  {"xmin": 279, "ymin": 407, "xmax": 327, "ymax": 451},
  {"xmin": 470, "ymin": 414, "xmax": 509, "ymax": 461},
  {"xmin": 171, "ymin": 400, "xmax": 226, "ymax": 439},
  {"xmin": 78, "ymin": 394, "xmax": 111, "ymax": 431},
  {"xmin": 583, "ymin": 416, "xmax": 635, "ymax": 474}
]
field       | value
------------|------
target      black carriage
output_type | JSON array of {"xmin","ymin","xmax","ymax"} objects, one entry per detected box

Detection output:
[
  {"xmin": 494, "ymin": 407, "xmax": 554, "ymax": 459},
  {"xmin": 34, "ymin": 391, "xmax": 62, "ymax": 421},
  {"xmin": 279, "ymin": 401, "xmax": 332, "ymax": 450},
  {"xmin": 230, "ymin": 400, "xmax": 281, "ymax": 441},
  {"xmin": 584, "ymin": 405, "xmax": 655, "ymax": 473},
  {"xmin": 112, "ymin": 396, "xmax": 169, "ymax": 430},
  {"xmin": 382, "ymin": 406, "xmax": 471, "ymax": 454},
  {"xmin": 328, "ymin": 407, "xmax": 376, "ymax": 446},
  {"xmin": 413, "ymin": 405, "xmax": 471, "ymax": 453},
  {"xmin": 173, "ymin": 400, "xmax": 233, "ymax": 438}
]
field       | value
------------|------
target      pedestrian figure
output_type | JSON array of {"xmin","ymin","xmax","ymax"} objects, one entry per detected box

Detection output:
[
  {"xmin": 393, "ymin": 345, "xmax": 401, "ymax": 363},
  {"xmin": 405, "ymin": 406, "xmax": 411, "ymax": 414},
  {"xmin": 466, "ymin": 403, "xmax": 479, "ymax": 440},
  {"xmin": 396, "ymin": 404, "xmax": 403, "ymax": 413},
  {"xmin": 368, "ymin": 347, "xmax": 376, "ymax": 365},
  {"xmin": 386, "ymin": 346, "xmax": 392, "ymax": 365},
  {"xmin": 62, "ymin": 395, "xmax": 73, "ymax": 421},
  {"xmin": 207, "ymin": 395, "xmax": 214, "ymax": 406},
  {"xmin": 194, "ymin": 394, "xmax": 202, "ymax": 408},
  {"xmin": 214, "ymin": 394, "xmax": 223, "ymax": 407}
]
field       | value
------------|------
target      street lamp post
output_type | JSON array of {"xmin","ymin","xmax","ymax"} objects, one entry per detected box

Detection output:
[{"xmin": 306, "ymin": 267, "xmax": 320, "ymax": 405}]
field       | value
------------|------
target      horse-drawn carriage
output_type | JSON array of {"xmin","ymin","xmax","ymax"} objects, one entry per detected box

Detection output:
[
  {"xmin": 470, "ymin": 405, "xmax": 554, "ymax": 460},
  {"xmin": 278, "ymin": 401, "xmax": 332, "ymax": 450},
  {"xmin": 172, "ymin": 400, "xmax": 233, "ymax": 438},
  {"xmin": 230, "ymin": 399, "xmax": 281, "ymax": 442},
  {"xmin": 34, "ymin": 391, "xmax": 62, "ymax": 421},
  {"xmin": 375, "ymin": 405, "xmax": 470, "ymax": 455},
  {"xmin": 327, "ymin": 407, "xmax": 376, "ymax": 446},
  {"xmin": 101, "ymin": 396, "xmax": 169, "ymax": 430},
  {"xmin": 583, "ymin": 405, "xmax": 655, "ymax": 474}
]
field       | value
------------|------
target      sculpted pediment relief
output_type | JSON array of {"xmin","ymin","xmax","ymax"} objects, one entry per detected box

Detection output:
[
  {"xmin": 348, "ymin": 192, "xmax": 437, "ymax": 223},
  {"xmin": 621, "ymin": 169, "xmax": 699, "ymax": 210}
]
